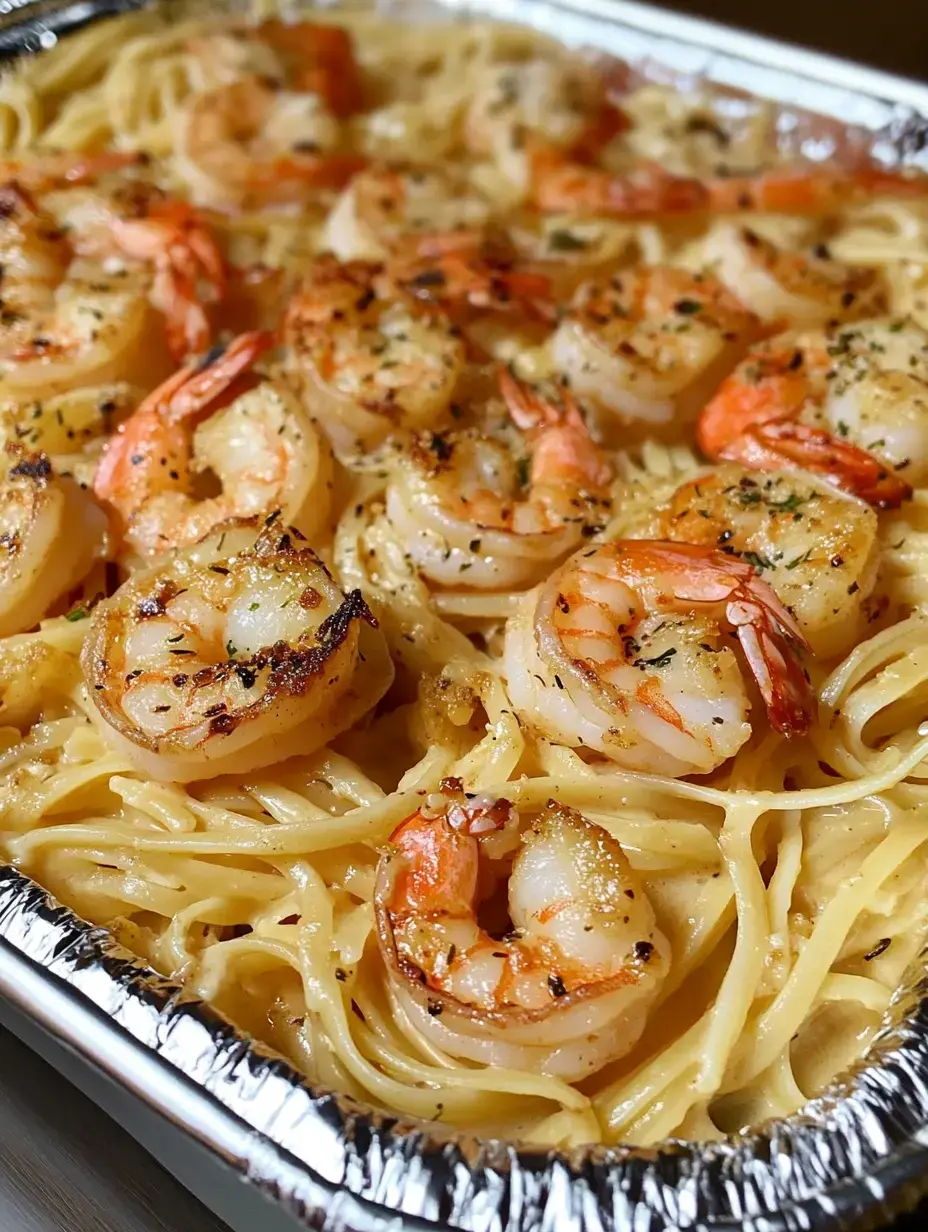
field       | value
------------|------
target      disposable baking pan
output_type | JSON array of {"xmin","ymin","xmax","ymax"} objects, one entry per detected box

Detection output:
[{"xmin": 2, "ymin": 2, "xmax": 928, "ymax": 1229}]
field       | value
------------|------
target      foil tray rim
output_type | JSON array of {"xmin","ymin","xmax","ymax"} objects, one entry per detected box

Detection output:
[{"xmin": 2, "ymin": 0, "xmax": 928, "ymax": 1226}]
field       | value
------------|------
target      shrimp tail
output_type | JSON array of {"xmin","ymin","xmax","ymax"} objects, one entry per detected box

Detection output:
[
  {"xmin": 705, "ymin": 168, "xmax": 928, "ymax": 214},
  {"xmin": 499, "ymin": 369, "xmax": 611, "ymax": 489},
  {"xmin": 254, "ymin": 20, "xmax": 364, "ymax": 117},
  {"xmin": 724, "ymin": 421, "xmax": 913, "ymax": 510},
  {"xmin": 113, "ymin": 202, "xmax": 227, "ymax": 361},
  {"xmin": 165, "ymin": 330, "xmax": 277, "ymax": 420},
  {"xmin": 530, "ymin": 146, "xmax": 709, "ymax": 217},
  {"xmin": 93, "ymin": 331, "xmax": 275, "ymax": 525},
  {"xmin": 729, "ymin": 597, "xmax": 815, "ymax": 737}
]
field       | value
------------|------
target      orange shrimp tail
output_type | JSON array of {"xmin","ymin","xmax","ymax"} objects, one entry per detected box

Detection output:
[
  {"xmin": 255, "ymin": 20, "xmax": 364, "ymax": 117},
  {"xmin": 616, "ymin": 541, "xmax": 814, "ymax": 737},
  {"xmin": 93, "ymin": 331, "xmax": 275, "ymax": 517},
  {"xmin": 498, "ymin": 367, "xmax": 560, "ymax": 432},
  {"xmin": 387, "ymin": 811, "xmax": 477, "ymax": 916},
  {"xmin": 530, "ymin": 146, "xmax": 709, "ymax": 217},
  {"xmin": 731, "ymin": 604, "xmax": 815, "ymax": 737},
  {"xmin": 734, "ymin": 422, "xmax": 913, "ymax": 510},
  {"xmin": 705, "ymin": 167, "xmax": 928, "ymax": 215},
  {"xmin": 499, "ymin": 369, "xmax": 611, "ymax": 489},
  {"xmin": 113, "ymin": 201, "xmax": 227, "ymax": 361},
  {"xmin": 165, "ymin": 330, "xmax": 277, "ymax": 421},
  {"xmin": 697, "ymin": 349, "xmax": 812, "ymax": 458}
]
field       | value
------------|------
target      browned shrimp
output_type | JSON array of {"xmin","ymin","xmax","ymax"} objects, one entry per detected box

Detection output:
[{"xmin": 505, "ymin": 539, "xmax": 813, "ymax": 775}]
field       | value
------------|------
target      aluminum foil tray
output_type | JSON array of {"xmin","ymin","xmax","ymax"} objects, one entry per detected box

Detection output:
[{"xmin": 2, "ymin": 2, "xmax": 928, "ymax": 1228}]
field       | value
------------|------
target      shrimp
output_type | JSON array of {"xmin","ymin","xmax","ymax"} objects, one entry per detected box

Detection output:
[
  {"xmin": 383, "ymin": 230, "xmax": 555, "ymax": 325},
  {"xmin": 623, "ymin": 465, "xmax": 879, "ymax": 659},
  {"xmin": 283, "ymin": 254, "xmax": 466, "ymax": 455},
  {"xmin": 0, "ymin": 151, "xmax": 145, "ymax": 193},
  {"xmin": 0, "ymin": 172, "xmax": 226, "ymax": 375},
  {"xmin": 323, "ymin": 163, "xmax": 495, "ymax": 263},
  {"xmin": 530, "ymin": 152, "xmax": 928, "ymax": 218},
  {"xmin": 0, "ymin": 183, "xmax": 164, "ymax": 400},
  {"xmin": 94, "ymin": 331, "xmax": 332, "ymax": 557},
  {"xmin": 177, "ymin": 76, "xmax": 366, "ymax": 210},
  {"xmin": 0, "ymin": 445, "xmax": 107, "ymax": 637},
  {"xmin": 376, "ymin": 796, "xmax": 669, "ymax": 1081},
  {"xmin": 548, "ymin": 266, "xmax": 759, "ymax": 429},
  {"xmin": 694, "ymin": 225, "xmax": 887, "ymax": 327},
  {"xmin": 504, "ymin": 539, "xmax": 813, "ymax": 776},
  {"xmin": 248, "ymin": 19, "xmax": 364, "ymax": 118},
  {"xmin": 465, "ymin": 59, "xmax": 627, "ymax": 197},
  {"xmin": 383, "ymin": 370, "xmax": 611, "ymax": 590},
  {"xmin": 80, "ymin": 519, "xmax": 393, "ymax": 783},
  {"xmin": 697, "ymin": 317, "xmax": 928, "ymax": 509}
]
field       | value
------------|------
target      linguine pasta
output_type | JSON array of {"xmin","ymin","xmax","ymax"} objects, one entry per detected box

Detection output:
[{"xmin": 0, "ymin": 1, "xmax": 927, "ymax": 1150}]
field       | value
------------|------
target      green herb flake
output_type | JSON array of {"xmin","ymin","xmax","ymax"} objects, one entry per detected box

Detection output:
[{"xmin": 548, "ymin": 228, "xmax": 590, "ymax": 252}]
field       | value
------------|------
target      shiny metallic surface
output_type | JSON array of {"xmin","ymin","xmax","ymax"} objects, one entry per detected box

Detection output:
[{"xmin": 2, "ymin": 3, "xmax": 928, "ymax": 1227}]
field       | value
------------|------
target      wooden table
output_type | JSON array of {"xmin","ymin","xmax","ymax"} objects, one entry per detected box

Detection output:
[
  {"xmin": 2, "ymin": 3, "xmax": 925, "ymax": 1231},
  {"xmin": 0, "ymin": 1028, "xmax": 229, "ymax": 1232}
]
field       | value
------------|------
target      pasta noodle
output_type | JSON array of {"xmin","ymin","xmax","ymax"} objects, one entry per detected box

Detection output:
[{"xmin": 0, "ymin": 0, "xmax": 927, "ymax": 1151}]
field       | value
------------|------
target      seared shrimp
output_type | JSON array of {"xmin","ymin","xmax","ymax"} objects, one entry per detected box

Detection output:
[
  {"xmin": 505, "ymin": 539, "xmax": 813, "ymax": 775},
  {"xmin": 0, "ymin": 172, "xmax": 226, "ymax": 377},
  {"xmin": 0, "ymin": 183, "xmax": 160, "ymax": 400},
  {"xmin": 548, "ymin": 266, "xmax": 758, "ymax": 429},
  {"xmin": 694, "ymin": 225, "xmax": 886, "ymax": 327},
  {"xmin": 376, "ymin": 796, "xmax": 669, "ymax": 1081},
  {"xmin": 177, "ymin": 76, "xmax": 366, "ymax": 210},
  {"xmin": 465, "ymin": 59, "xmax": 626, "ymax": 197},
  {"xmin": 323, "ymin": 163, "xmax": 494, "ymax": 263},
  {"xmin": 94, "ymin": 331, "xmax": 332, "ymax": 558},
  {"xmin": 384, "ymin": 230, "xmax": 554, "ymax": 326},
  {"xmin": 0, "ymin": 445, "xmax": 107, "ymax": 637},
  {"xmin": 247, "ymin": 19, "xmax": 364, "ymax": 118},
  {"xmin": 383, "ymin": 371, "xmax": 611, "ymax": 590},
  {"xmin": 81, "ymin": 520, "xmax": 393, "ymax": 782},
  {"xmin": 531, "ymin": 153, "xmax": 928, "ymax": 218},
  {"xmin": 622, "ymin": 465, "xmax": 879, "ymax": 659},
  {"xmin": 283, "ymin": 255, "xmax": 466, "ymax": 455},
  {"xmin": 698, "ymin": 317, "xmax": 928, "ymax": 508}
]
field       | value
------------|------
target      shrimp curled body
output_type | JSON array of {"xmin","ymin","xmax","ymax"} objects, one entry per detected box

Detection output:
[
  {"xmin": 505, "ymin": 539, "xmax": 813, "ymax": 776},
  {"xmin": 80, "ymin": 521, "xmax": 394, "ymax": 782},
  {"xmin": 376, "ymin": 798, "xmax": 669, "ymax": 1081},
  {"xmin": 383, "ymin": 371, "xmax": 611, "ymax": 590},
  {"xmin": 94, "ymin": 331, "xmax": 332, "ymax": 557},
  {"xmin": 698, "ymin": 318, "xmax": 928, "ymax": 509}
]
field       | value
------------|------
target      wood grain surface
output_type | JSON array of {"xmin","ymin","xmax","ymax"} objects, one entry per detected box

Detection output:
[
  {"xmin": 0, "ymin": 1027, "xmax": 229, "ymax": 1232},
  {"xmin": 1, "ymin": 4, "xmax": 924, "ymax": 1232}
]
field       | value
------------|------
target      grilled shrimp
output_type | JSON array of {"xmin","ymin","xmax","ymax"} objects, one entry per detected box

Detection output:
[
  {"xmin": 94, "ymin": 331, "xmax": 332, "ymax": 558},
  {"xmin": 622, "ymin": 465, "xmax": 879, "ymax": 659},
  {"xmin": 504, "ymin": 539, "xmax": 813, "ymax": 776},
  {"xmin": 176, "ymin": 76, "xmax": 366, "ymax": 210},
  {"xmin": 383, "ymin": 370, "xmax": 611, "ymax": 590},
  {"xmin": 694, "ymin": 225, "xmax": 887, "ymax": 327},
  {"xmin": 376, "ymin": 796, "xmax": 669, "ymax": 1081},
  {"xmin": 0, "ymin": 183, "xmax": 161, "ymax": 400},
  {"xmin": 80, "ymin": 520, "xmax": 393, "ymax": 782},
  {"xmin": 530, "ymin": 153, "xmax": 928, "ymax": 218},
  {"xmin": 0, "ymin": 445, "xmax": 107, "ymax": 637},
  {"xmin": 548, "ymin": 266, "xmax": 759, "ymax": 429},
  {"xmin": 283, "ymin": 254, "xmax": 466, "ymax": 455},
  {"xmin": 697, "ymin": 317, "xmax": 928, "ymax": 508},
  {"xmin": 465, "ymin": 59, "xmax": 626, "ymax": 196},
  {"xmin": 0, "ymin": 172, "xmax": 226, "ymax": 380},
  {"xmin": 323, "ymin": 163, "xmax": 494, "ymax": 263}
]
